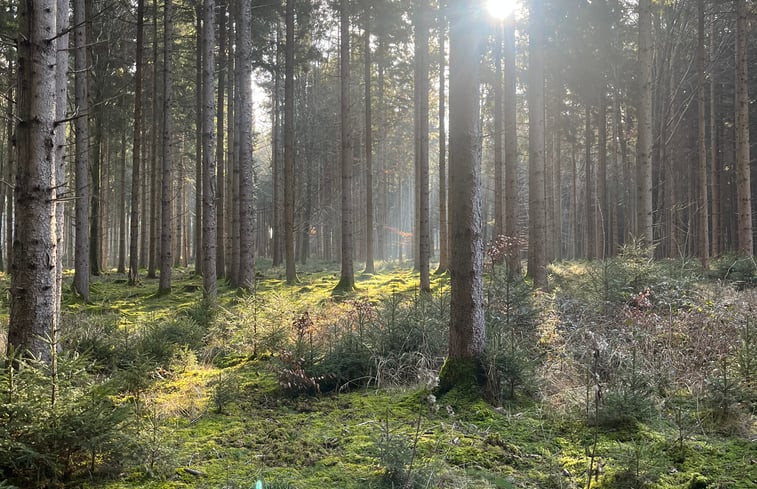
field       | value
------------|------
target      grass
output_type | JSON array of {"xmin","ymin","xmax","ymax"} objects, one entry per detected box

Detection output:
[{"xmin": 1, "ymin": 258, "xmax": 755, "ymax": 489}]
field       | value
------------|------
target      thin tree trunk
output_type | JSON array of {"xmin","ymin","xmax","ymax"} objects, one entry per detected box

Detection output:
[
  {"xmin": 504, "ymin": 18, "xmax": 519, "ymax": 275},
  {"xmin": 335, "ymin": 0, "xmax": 354, "ymax": 291},
  {"xmin": 598, "ymin": 95, "xmax": 608, "ymax": 258},
  {"xmin": 194, "ymin": 3, "xmax": 203, "ymax": 274},
  {"xmin": 202, "ymin": 0, "xmax": 217, "ymax": 300},
  {"xmin": 363, "ymin": 5, "xmax": 375, "ymax": 274},
  {"xmin": 584, "ymin": 106, "xmax": 595, "ymax": 259},
  {"xmin": 238, "ymin": 0, "xmax": 255, "ymax": 291},
  {"xmin": 148, "ymin": 0, "xmax": 159, "ymax": 276},
  {"xmin": 74, "ymin": 0, "xmax": 90, "ymax": 300},
  {"xmin": 415, "ymin": 0, "xmax": 430, "ymax": 291},
  {"xmin": 284, "ymin": 0, "xmax": 296, "ymax": 284},
  {"xmin": 118, "ymin": 129, "xmax": 127, "ymax": 274},
  {"xmin": 159, "ymin": 0, "xmax": 173, "ymax": 294},
  {"xmin": 494, "ymin": 22, "xmax": 504, "ymax": 241},
  {"xmin": 528, "ymin": 0, "xmax": 547, "ymax": 288},
  {"xmin": 215, "ymin": 0, "xmax": 226, "ymax": 278},
  {"xmin": 709, "ymin": 14, "xmax": 720, "ymax": 257},
  {"xmin": 90, "ymin": 101, "xmax": 102, "ymax": 276},
  {"xmin": 697, "ymin": 0, "xmax": 709, "ymax": 268},
  {"xmin": 436, "ymin": 8, "xmax": 448, "ymax": 274},
  {"xmin": 637, "ymin": 0, "xmax": 654, "ymax": 248},
  {"xmin": 272, "ymin": 22, "xmax": 283, "ymax": 268},
  {"xmin": 129, "ymin": 0, "xmax": 145, "ymax": 286},
  {"xmin": 4, "ymin": 50, "xmax": 12, "ymax": 274}
]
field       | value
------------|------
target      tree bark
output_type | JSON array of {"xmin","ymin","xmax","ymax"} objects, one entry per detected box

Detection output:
[
  {"xmin": 129, "ymin": 0, "xmax": 145, "ymax": 286},
  {"xmin": 284, "ymin": 0, "xmax": 297, "ymax": 284},
  {"xmin": 494, "ymin": 23, "xmax": 504, "ymax": 240},
  {"xmin": 202, "ymin": 0, "xmax": 217, "ymax": 300},
  {"xmin": 215, "ymin": 0, "xmax": 226, "ymax": 278},
  {"xmin": 415, "ymin": 0, "xmax": 430, "ymax": 291},
  {"xmin": 637, "ymin": 0, "xmax": 654, "ymax": 248},
  {"xmin": 363, "ymin": 4, "xmax": 375, "ymax": 275},
  {"xmin": 159, "ymin": 0, "xmax": 173, "ymax": 294},
  {"xmin": 527, "ymin": 0, "xmax": 547, "ymax": 288},
  {"xmin": 9, "ymin": 0, "xmax": 61, "ymax": 361},
  {"xmin": 148, "ymin": 0, "xmax": 159, "ymax": 277},
  {"xmin": 503, "ymin": 18, "xmax": 520, "ymax": 275},
  {"xmin": 436, "ymin": 8, "xmax": 448, "ymax": 273},
  {"xmin": 73, "ymin": 0, "xmax": 91, "ymax": 300},
  {"xmin": 335, "ymin": 0, "xmax": 354, "ymax": 291},
  {"xmin": 709, "ymin": 14, "xmax": 720, "ymax": 257},
  {"xmin": 238, "ymin": 0, "xmax": 255, "ymax": 291},
  {"xmin": 697, "ymin": 0, "xmax": 709, "ymax": 268},
  {"xmin": 441, "ymin": 0, "xmax": 486, "ymax": 386},
  {"xmin": 194, "ymin": 3, "xmax": 203, "ymax": 274},
  {"xmin": 734, "ymin": 0, "xmax": 752, "ymax": 256}
]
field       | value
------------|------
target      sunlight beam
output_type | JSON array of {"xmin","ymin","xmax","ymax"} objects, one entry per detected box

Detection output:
[{"xmin": 486, "ymin": 0, "xmax": 518, "ymax": 20}]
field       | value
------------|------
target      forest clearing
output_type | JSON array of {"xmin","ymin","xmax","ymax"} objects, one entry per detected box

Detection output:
[{"xmin": 1, "ymin": 255, "xmax": 756, "ymax": 488}]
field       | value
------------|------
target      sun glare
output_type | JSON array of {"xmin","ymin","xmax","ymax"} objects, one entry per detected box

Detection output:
[{"xmin": 486, "ymin": 0, "xmax": 518, "ymax": 20}]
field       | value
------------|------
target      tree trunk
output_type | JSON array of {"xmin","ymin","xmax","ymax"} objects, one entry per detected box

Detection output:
[
  {"xmin": 238, "ymin": 0, "xmax": 255, "ymax": 291},
  {"xmin": 284, "ymin": 0, "xmax": 296, "ymax": 284},
  {"xmin": 415, "ymin": 0, "xmax": 430, "ymax": 291},
  {"xmin": 148, "ymin": 0, "xmax": 159, "ymax": 276},
  {"xmin": 159, "ymin": 0, "xmax": 173, "ymax": 294},
  {"xmin": 8, "ymin": 0, "xmax": 61, "ymax": 361},
  {"xmin": 215, "ymin": 0, "xmax": 226, "ymax": 278},
  {"xmin": 90, "ymin": 101, "xmax": 102, "ymax": 275},
  {"xmin": 440, "ymin": 0, "xmax": 486, "ymax": 392},
  {"xmin": 129, "ymin": 0, "xmax": 145, "ymax": 286},
  {"xmin": 74, "ymin": 0, "xmax": 90, "ymax": 300},
  {"xmin": 697, "ymin": 0, "xmax": 709, "ymax": 268},
  {"xmin": 363, "ymin": 5, "xmax": 375, "ymax": 275},
  {"xmin": 494, "ymin": 23, "xmax": 504, "ymax": 240},
  {"xmin": 734, "ymin": 0, "xmax": 752, "ymax": 256},
  {"xmin": 335, "ymin": 0, "xmax": 354, "ymax": 291},
  {"xmin": 709, "ymin": 15, "xmax": 720, "ymax": 257},
  {"xmin": 584, "ymin": 106, "xmax": 595, "ymax": 260},
  {"xmin": 504, "ymin": 18, "xmax": 520, "ymax": 275},
  {"xmin": 637, "ymin": 0, "xmax": 654, "ymax": 248},
  {"xmin": 118, "ymin": 130, "xmax": 127, "ymax": 274},
  {"xmin": 272, "ymin": 22, "xmax": 283, "ymax": 268},
  {"xmin": 598, "ymin": 95, "xmax": 608, "ymax": 258},
  {"xmin": 202, "ymin": 0, "xmax": 217, "ymax": 300},
  {"xmin": 194, "ymin": 3, "xmax": 203, "ymax": 274},
  {"xmin": 4, "ymin": 50, "xmax": 12, "ymax": 274},
  {"xmin": 527, "ymin": 0, "xmax": 547, "ymax": 288},
  {"xmin": 436, "ymin": 8, "xmax": 448, "ymax": 273}
]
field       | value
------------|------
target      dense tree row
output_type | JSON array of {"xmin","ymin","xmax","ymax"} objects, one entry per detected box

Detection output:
[{"xmin": 0, "ymin": 0, "xmax": 754, "ymax": 364}]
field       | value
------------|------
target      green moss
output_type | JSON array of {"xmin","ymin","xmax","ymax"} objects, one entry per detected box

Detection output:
[{"xmin": 436, "ymin": 356, "xmax": 486, "ymax": 398}]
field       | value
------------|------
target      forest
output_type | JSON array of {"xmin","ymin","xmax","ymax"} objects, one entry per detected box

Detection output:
[{"xmin": 0, "ymin": 0, "xmax": 755, "ymax": 487}]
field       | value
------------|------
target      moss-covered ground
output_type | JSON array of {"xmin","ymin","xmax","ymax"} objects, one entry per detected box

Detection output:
[{"xmin": 3, "ymin": 259, "xmax": 754, "ymax": 489}]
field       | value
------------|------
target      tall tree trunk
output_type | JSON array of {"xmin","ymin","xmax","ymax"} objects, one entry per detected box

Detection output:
[
  {"xmin": 335, "ymin": 0, "xmax": 354, "ymax": 291},
  {"xmin": 238, "ymin": 0, "xmax": 255, "ymax": 291},
  {"xmin": 9, "ymin": 0, "xmax": 61, "ymax": 361},
  {"xmin": 494, "ymin": 22, "xmax": 504, "ymax": 240},
  {"xmin": 118, "ymin": 130, "xmax": 127, "ymax": 274},
  {"xmin": 637, "ymin": 0, "xmax": 654, "ymax": 248},
  {"xmin": 415, "ymin": 0, "xmax": 430, "ymax": 291},
  {"xmin": 4, "ymin": 50, "xmax": 12, "ymax": 274},
  {"xmin": 504, "ymin": 18, "xmax": 520, "ymax": 275},
  {"xmin": 436, "ymin": 8, "xmax": 448, "ymax": 274},
  {"xmin": 215, "ymin": 0, "xmax": 226, "ymax": 278},
  {"xmin": 148, "ymin": 0, "xmax": 159, "ymax": 277},
  {"xmin": 377, "ymin": 36, "xmax": 386, "ymax": 263},
  {"xmin": 159, "ymin": 0, "xmax": 173, "ymax": 294},
  {"xmin": 697, "ymin": 0, "xmax": 709, "ymax": 268},
  {"xmin": 284, "ymin": 0, "xmax": 297, "ymax": 284},
  {"xmin": 734, "ymin": 0, "xmax": 752, "ymax": 256},
  {"xmin": 129, "ymin": 0, "xmax": 145, "ymax": 285},
  {"xmin": 90, "ymin": 101, "xmax": 102, "ymax": 275},
  {"xmin": 229, "ymin": 7, "xmax": 241, "ymax": 287},
  {"xmin": 527, "ymin": 0, "xmax": 547, "ymax": 288},
  {"xmin": 584, "ymin": 106, "xmax": 595, "ymax": 259},
  {"xmin": 202, "ymin": 0, "xmax": 217, "ymax": 300},
  {"xmin": 74, "ymin": 0, "xmax": 90, "ymax": 300},
  {"xmin": 272, "ymin": 22, "xmax": 283, "ymax": 268},
  {"xmin": 363, "ymin": 4, "xmax": 375, "ymax": 275},
  {"xmin": 53, "ymin": 0, "xmax": 69, "ymax": 350},
  {"xmin": 194, "ymin": 3, "xmax": 203, "ymax": 274},
  {"xmin": 598, "ymin": 96, "xmax": 608, "ymax": 258},
  {"xmin": 553, "ymin": 84, "xmax": 563, "ymax": 261},
  {"xmin": 709, "ymin": 15, "xmax": 720, "ymax": 257},
  {"xmin": 441, "ymin": 0, "xmax": 485, "ymax": 389}
]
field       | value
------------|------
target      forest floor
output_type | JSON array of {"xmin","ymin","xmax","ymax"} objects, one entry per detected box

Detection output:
[{"xmin": 2, "ymin": 257, "xmax": 756, "ymax": 489}]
